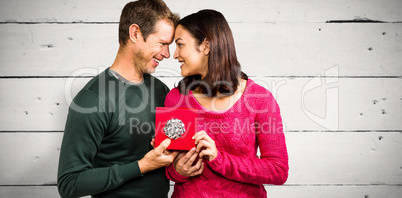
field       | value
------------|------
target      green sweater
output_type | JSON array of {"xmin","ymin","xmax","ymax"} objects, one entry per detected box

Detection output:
[{"xmin": 57, "ymin": 69, "xmax": 170, "ymax": 198}]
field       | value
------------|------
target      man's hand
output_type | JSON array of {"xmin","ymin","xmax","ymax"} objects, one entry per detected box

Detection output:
[
  {"xmin": 174, "ymin": 148, "xmax": 204, "ymax": 177},
  {"xmin": 139, "ymin": 139, "xmax": 179, "ymax": 174}
]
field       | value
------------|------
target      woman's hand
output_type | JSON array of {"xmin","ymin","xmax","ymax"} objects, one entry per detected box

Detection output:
[
  {"xmin": 174, "ymin": 148, "xmax": 204, "ymax": 177},
  {"xmin": 193, "ymin": 131, "xmax": 218, "ymax": 161}
]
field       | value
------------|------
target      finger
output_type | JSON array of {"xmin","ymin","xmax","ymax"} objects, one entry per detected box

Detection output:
[
  {"xmin": 150, "ymin": 138, "xmax": 155, "ymax": 147},
  {"xmin": 177, "ymin": 152, "xmax": 186, "ymax": 160},
  {"xmin": 200, "ymin": 161, "xmax": 205, "ymax": 171},
  {"xmin": 162, "ymin": 150, "xmax": 169, "ymax": 155},
  {"xmin": 170, "ymin": 151, "xmax": 180, "ymax": 158},
  {"xmin": 154, "ymin": 138, "xmax": 171, "ymax": 155},
  {"xmin": 190, "ymin": 161, "xmax": 204, "ymax": 177},
  {"xmin": 163, "ymin": 148, "xmax": 173, "ymax": 155},
  {"xmin": 193, "ymin": 157, "xmax": 203, "ymax": 169},
  {"xmin": 194, "ymin": 134, "xmax": 206, "ymax": 145},
  {"xmin": 196, "ymin": 139, "xmax": 213, "ymax": 152},
  {"xmin": 199, "ymin": 149, "xmax": 213, "ymax": 159},
  {"xmin": 192, "ymin": 130, "xmax": 206, "ymax": 141},
  {"xmin": 163, "ymin": 150, "xmax": 179, "ymax": 165},
  {"xmin": 196, "ymin": 139, "xmax": 206, "ymax": 152},
  {"xmin": 166, "ymin": 151, "xmax": 180, "ymax": 162},
  {"xmin": 196, "ymin": 140, "xmax": 203, "ymax": 152},
  {"xmin": 187, "ymin": 158, "xmax": 203, "ymax": 176},
  {"xmin": 178, "ymin": 148, "xmax": 196, "ymax": 165},
  {"xmin": 194, "ymin": 133, "xmax": 214, "ymax": 145},
  {"xmin": 199, "ymin": 161, "xmax": 205, "ymax": 172},
  {"xmin": 174, "ymin": 152, "xmax": 186, "ymax": 167},
  {"xmin": 199, "ymin": 150, "xmax": 206, "ymax": 158},
  {"xmin": 185, "ymin": 149, "xmax": 200, "ymax": 166},
  {"xmin": 174, "ymin": 152, "xmax": 186, "ymax": 162},
  {"xmin": 192, "ymin": 130, "xmax": 205, "ymax": 139}
]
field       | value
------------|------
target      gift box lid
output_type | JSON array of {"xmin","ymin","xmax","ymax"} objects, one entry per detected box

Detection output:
[{"xmin": 154, "ymin": 107, "xmax": 198, "ymax": 150}]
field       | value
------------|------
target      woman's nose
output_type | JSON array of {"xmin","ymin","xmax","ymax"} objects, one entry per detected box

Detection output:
[{"xmin": 173, "ymin": 48, "xmax": 179, "ymax": 59}]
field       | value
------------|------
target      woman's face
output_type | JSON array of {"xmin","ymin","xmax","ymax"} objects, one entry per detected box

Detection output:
[{"xmin": 173, "ymin": 25, "xmax": 209, "ymax": 78}]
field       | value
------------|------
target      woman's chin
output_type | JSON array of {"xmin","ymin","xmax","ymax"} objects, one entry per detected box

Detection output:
[{"xmin": 181, "ymin": 71, "xmax": 189, "ymax": 77}]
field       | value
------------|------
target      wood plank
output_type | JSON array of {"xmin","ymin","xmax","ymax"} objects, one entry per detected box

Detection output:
[
  {"xmin": 0, "ymin": 77, "xmax": 177, "ymax": 131},
  {"xmin": 266, "ymin": 77, "xmax": 402, "ymax": 131},
  {"xmin": 0, "ymin": 24, "xmax": 118, "ymax": 77},
  {"xmin": 286, "ymin": 132, "xmax": 402, "ymax": 185},
  {"xmin": 1, "ymin": 0, "xmax": 401, "ymax": 23},
  {"xmin": 0, "ymin": 185, "xmax": 400, "ymax": 198},
  {"xmin": 0, "ymin": 133, "xmax": 62, "ymax": 185},
  {"xmin": 234, "ymin": 23, "xmax": 402, "ymax": 77},
  {"xmin": 0, "ymin": 132, "xmax": 400, "ymax": 185},
  {"xmin": 0, "ymin": 186, "xmax": 60, "ymax": 198},
  {"xmin": 1, "ymin": 23, "xmax": 401, "ymax": 77},
  {"xmin": 0, "ymin": 77, "xmax": 401, "ymax": 131}
]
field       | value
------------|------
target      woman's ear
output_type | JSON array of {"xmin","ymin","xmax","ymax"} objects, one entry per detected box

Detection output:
[
  {"xmin": 129, "ymin": 24, "xmax": 141, "ymax": 44},
  {"xmin": 202, "ymin": 39, "xmax": 210, "ymax": 55}
]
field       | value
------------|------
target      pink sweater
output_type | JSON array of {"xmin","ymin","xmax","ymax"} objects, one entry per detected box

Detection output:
[{"xmin": 165, "ymin": 79, "xmax": 288, "ymax": 198}]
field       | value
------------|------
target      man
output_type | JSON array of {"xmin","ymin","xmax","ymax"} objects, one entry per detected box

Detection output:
[{"xmin": 57, "ymin": 1, "xmax": 180, "ymax": 197}]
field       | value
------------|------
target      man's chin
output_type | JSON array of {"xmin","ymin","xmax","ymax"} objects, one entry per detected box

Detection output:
[{"xmin": 144, "ymin": 67, "xmax": 156, "ymax": 74}]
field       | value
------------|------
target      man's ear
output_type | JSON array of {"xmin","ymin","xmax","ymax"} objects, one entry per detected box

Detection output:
[
  {"xmin": 202, "ymin": 39, "xmax": 210, "ymax": 55},
  {"xmin": 129, "ymin": 24, "xmax": 141, "ymax": 44}
]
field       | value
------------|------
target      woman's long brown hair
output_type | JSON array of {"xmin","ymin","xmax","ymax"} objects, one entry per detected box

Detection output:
[{"xmin": 177, "ymin": 9, "xmax": 247, "ymax": 97}]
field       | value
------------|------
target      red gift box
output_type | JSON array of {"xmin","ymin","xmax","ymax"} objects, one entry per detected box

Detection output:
[{"xmin": 155, "ymin": 107, "xmax": 198, "ymax": 150}]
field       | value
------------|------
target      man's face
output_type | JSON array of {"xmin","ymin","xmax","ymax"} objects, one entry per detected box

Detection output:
[{"xmin": 135, "ymin": 19, "xmax": 175, "ymax": 74}]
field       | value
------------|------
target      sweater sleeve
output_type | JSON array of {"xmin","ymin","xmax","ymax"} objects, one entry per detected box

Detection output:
[
  {"xmin": 207, "ymin": 92, "xmax": 289, "ymax": 185},
  {"xmin": 165, "ymin": 163, "xmax": 190, "ymax": 183},
  {"xmin": 57, "ymin": 90, "xmax": 143, "ymax": 198}
]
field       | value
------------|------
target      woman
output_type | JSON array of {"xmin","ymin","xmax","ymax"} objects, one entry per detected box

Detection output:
[{"xmin": 165, "ymin": 9, "xmax": 288, "ymax": 197}]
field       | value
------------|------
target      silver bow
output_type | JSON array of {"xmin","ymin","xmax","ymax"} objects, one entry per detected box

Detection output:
[{"xmin": 163, "ymin": 118, "xmax": 185, "ymax": 140}]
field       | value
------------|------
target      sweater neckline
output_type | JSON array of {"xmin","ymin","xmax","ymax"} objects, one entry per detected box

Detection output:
[
  {"xmin": 189, "ymin": 79, "xmax": 253, "ymax": 118},
  {"xmin": 106, "ymin": 68, "xmax": 149, "ymax": 87}
]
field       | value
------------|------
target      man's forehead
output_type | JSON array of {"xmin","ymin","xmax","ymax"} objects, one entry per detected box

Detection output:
[{"xmin": 153, "ymin": 20, "xmax": 175, "ymax": 43}]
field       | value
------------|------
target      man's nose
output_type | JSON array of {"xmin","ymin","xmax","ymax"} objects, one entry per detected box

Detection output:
[{"xmin": 161, "ymin": 45, "xmax": 170, "ymax": 59}]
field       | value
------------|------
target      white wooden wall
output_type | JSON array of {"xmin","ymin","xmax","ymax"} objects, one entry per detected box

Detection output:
[{"xmin": 1, "ymin": 0, "xmax": 401, "ymax": 197}]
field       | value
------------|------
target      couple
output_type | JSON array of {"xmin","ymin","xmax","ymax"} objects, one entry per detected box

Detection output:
[{"xmin": 57, "ymin": 0, "xmax": 288, "ymax": 197}]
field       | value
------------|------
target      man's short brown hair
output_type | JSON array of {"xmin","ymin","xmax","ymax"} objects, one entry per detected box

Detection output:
[{"xmin": 118, "ymin": 0, "xmax": 179, "ymax": 46}]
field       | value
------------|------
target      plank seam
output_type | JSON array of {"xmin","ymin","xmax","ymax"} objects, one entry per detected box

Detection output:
[
  {"xmin": 1, "ymin": 21, "xmax": 402, "ymax": 24},
  {"xmin": 0, "ymin": 76, "xmax": 401, "ymax": 79},
  {"xmin": 286, "ymin": 130, "xmax": 402, "ymax": 133},
  {"xmin": 326, "ymin": 19, "xmax": 402, "ymax": 24},
  {"xmin": 1, "ymin": 130, "xmax": 401, "ymax": 133},
  {"xmin": 0, "ymin": 22, "xmax": 118, "ymax": 24},
  {"xmin": 1, "ymin": 184, "xmax": 401, "ymax": 187}
]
